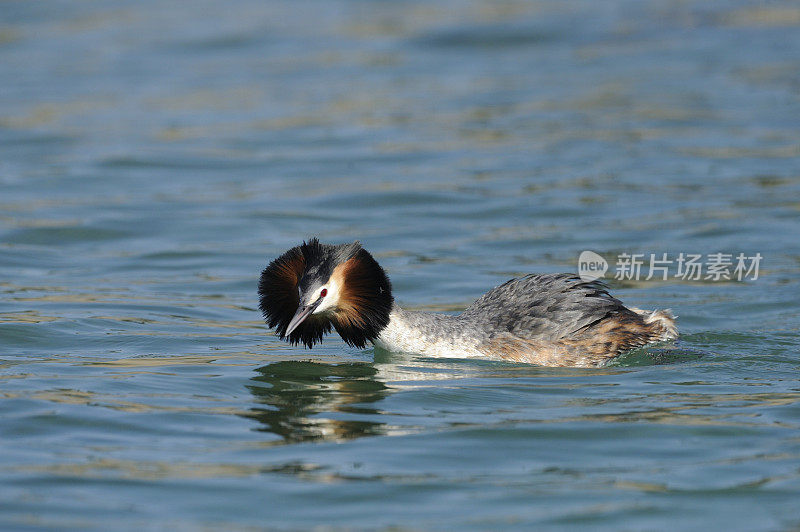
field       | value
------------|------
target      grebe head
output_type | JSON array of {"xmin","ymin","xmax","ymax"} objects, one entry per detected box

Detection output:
[{"xmin": 258, "ymin": 238, "xmax": 393, "ymax": 348}]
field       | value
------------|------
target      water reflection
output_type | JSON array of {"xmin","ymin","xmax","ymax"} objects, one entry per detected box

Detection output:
[
  {"xmin": 244, "ymin": 361, "xmax": 389, "ymax": 443},
  {"xmin": 610, "ymin": 346, "xmax": 707, "ymax": 366},
  {"xmin": 242, "ymin": 346, "xmax": 706, "ymax": 443}
]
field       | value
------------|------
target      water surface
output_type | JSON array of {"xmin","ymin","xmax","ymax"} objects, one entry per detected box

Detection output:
[{"xmin": 2, "ymin": 0, "xmax": 800, "ymax": 530}]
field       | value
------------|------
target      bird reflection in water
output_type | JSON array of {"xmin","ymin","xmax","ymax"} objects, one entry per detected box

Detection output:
[{"xmin": 243, "ymin": 361, "xmax": 390, "ymax": 443}]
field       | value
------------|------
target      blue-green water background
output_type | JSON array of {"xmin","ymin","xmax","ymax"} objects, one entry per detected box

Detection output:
[{"xmin": 2, "ymin": 1, "xmax": 800, "ymax": 530}]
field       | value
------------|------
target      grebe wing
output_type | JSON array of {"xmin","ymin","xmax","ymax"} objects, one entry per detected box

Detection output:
[{"xmin": 459, "ymin": 273, "xmax": 625, "ymax": 341}]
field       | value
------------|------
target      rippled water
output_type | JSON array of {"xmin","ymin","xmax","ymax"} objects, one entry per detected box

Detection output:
[{"xmin": 2, "ymin": 1, "xmax": 800, "ymax": 529}]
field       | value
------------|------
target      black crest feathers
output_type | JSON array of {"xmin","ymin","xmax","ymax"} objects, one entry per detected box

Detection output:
[
  {"xmin": 331, "ymin": 247, "xmax": 393, "ymax": 349},
  {"xmin": 258, "ymin": 238, "xmax": 393, "ymax": 349},
  {"xmin": 258, "ymin": 241, "xmax": 306, "ymax": 341}
]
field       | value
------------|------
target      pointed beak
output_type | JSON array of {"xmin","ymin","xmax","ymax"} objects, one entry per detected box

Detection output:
[{"xmin": 284, "ymin": 297, "xmax": 323, "ymax": 336}]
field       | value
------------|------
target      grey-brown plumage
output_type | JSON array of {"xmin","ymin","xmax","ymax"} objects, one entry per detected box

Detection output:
[
  {"xmin": 461, "ymin": 274, "xmax": 622, "ymax": 340},
  {"xmin": 259, "ymin": 240, "xmax": 678, "ymax": 367}
]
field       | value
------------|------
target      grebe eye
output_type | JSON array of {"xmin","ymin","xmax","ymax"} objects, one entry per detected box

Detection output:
[{"xmin": 320, "ymin": 288, "xmax": 327, "ymax": 297}]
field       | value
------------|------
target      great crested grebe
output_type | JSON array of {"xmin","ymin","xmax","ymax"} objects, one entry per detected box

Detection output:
[{"xmin": 258, "ymin": 239, "xmax": 677, "ymax": 367}]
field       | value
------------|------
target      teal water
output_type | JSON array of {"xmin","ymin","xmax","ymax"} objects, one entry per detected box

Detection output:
[{"xmin": 2, "ymin": 1, "xmax": 800, "ymax": 530}]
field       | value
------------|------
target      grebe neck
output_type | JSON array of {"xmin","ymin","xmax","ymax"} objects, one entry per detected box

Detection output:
[{"xmin": 373, "ymin": 304, "xmax": 485, "ymax": 358}]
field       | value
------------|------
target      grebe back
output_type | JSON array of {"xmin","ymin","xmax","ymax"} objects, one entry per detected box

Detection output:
[{"xmin": 258, "ymin": 239, "xmax": 677, "ymax": 367}]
